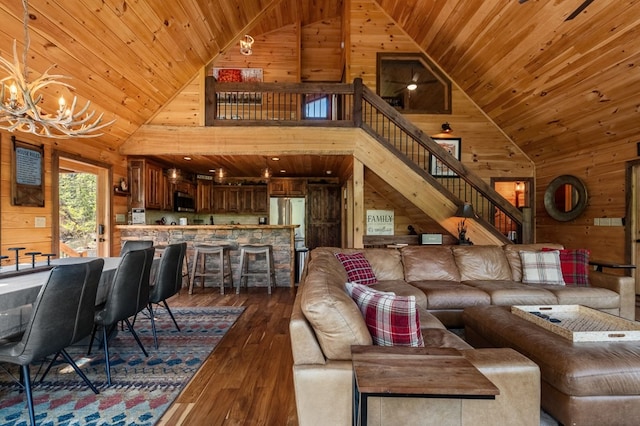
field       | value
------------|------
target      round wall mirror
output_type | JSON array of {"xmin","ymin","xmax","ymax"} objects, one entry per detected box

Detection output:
[{"xmin": 543, "ymin": 175, "xmax": 588, "ymax": 221}]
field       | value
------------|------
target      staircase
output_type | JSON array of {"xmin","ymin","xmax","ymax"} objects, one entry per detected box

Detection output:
[{"xmin": 205, "ymin": 77, "xmax": 529, "ymax": 244}]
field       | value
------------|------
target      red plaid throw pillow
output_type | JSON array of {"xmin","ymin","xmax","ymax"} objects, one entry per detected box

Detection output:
[
  {"xmin": 345, "ymin": 282, "xmax": 423, "ymax": 347},
  {"xmin": 542, "ymin": 248, "xmax": 590, "ymax": 287},
  {"xmin": 335, "ymin": 252, "xmax": 377, "ymax": 285}
]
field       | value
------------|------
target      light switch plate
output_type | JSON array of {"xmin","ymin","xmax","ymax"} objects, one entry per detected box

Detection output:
[{"xmin": 35, "ymin": 217, "xmax": 46, "ymax": 228}]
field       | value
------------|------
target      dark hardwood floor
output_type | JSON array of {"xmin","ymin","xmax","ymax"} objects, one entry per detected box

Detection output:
[{"xmin": 157, "ymin": 286, "xmax": 299, "ymax": 425}]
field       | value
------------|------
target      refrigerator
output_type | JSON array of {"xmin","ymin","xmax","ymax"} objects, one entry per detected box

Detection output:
[{"xmin": 270, "ymin": 197, "xmax": 306, "ymax": 248}]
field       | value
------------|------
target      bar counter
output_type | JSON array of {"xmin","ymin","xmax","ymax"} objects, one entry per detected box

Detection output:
[{"xmin": 116, "ymin": 224, "xmax": 298, "ymax": 289}]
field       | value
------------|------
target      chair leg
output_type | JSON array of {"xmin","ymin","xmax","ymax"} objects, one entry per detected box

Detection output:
[
  {"xmin": 39, "ymin": 352, "xmax": 61, "ymax": 383},
  {"xmin": 59, "ymin": 349, "xmax": 99, "ymax": 394},
  {"xmin": 87, "ymin": 324, "xmax": 97, "ymax": 356},
  {"xmin": 102, "ymin": 326, "xmax": 112, "ymax": 386},
  {"xmin": 148, "ymin": 303, "xmax": 158, "ymax": 350},
  {"xmin": 20, "ymin": 365, "xmax": 36, "ymax": 426},
  {"xmin": 123, "ymin": 318, "xmax": 148, "ymax": 357},
  {"xmin": 162, "ymin": 300, "xmax": 181, "ymax": 331}
]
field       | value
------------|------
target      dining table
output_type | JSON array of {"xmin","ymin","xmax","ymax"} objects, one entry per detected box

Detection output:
[{"xmin": 0, "ymin": 256, "xmax": 158, "ymax": 339}]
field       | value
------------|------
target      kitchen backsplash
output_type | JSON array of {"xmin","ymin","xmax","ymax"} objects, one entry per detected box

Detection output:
[{"xmin": 144, "ymin": 211, "xmax": 264, "ymax": 225}]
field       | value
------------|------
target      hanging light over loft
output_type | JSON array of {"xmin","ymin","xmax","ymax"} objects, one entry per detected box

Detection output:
[
  {"xmin": 0, "ymin": 0, "xmax": 114, "ymax": 138},
  {"xmin": 239, "ymin": 35, "xmax": 254, "ymax": 55}
]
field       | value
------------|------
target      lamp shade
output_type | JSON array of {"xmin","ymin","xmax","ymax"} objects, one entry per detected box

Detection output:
[{"xmin": 455, "ymin": 202, "xmax": 476, "ymax": 218}]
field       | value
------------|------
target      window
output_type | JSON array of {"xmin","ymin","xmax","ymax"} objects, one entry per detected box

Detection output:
[
  {"xmin": 304, "ymin": 94, "xmax": 330, "ymax": 119},
  {"xmin": 377, "ymin": 53, "xmax": 452, "ymax": 114}
]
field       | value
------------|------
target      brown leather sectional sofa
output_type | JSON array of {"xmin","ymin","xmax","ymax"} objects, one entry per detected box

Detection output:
[{"xmin": 289, "ymin": 244, "xmax": 635, "ymax": 425}]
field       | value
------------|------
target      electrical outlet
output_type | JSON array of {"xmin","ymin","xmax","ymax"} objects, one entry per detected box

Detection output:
[{"xmin": 34, "ymin": 217, "xmax": 46, "ymax": 228}]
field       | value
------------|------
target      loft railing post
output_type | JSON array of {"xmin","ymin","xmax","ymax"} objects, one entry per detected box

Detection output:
[
  {"xmin": 521, "ymin": 207, "xmax": 533, "ymax": 244},
  {"xmin": 353, "ymin": 78, "xmax": 363, "ymax": 127},
  {"xmin": 205, "ymin": 76, "xmax": 217, "ymax": 126}
]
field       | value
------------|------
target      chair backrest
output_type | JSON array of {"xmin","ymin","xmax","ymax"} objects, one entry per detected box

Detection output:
[
  {"xmin": 16, "ymin": 258, "xmax": 104, "ymax": 364},
  {"xmin": 150, "ymin": 242, "xmax": 186, "ymax": 303},
  {"xmin": 96, "ymin": 247, "xmax": 155, "ymax": 326},
  {"xmin": 119, "ymin": 240, "xmax": 154, "ymax": 256}
]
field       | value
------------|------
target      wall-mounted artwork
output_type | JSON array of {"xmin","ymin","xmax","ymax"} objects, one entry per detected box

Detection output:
[
  {"xmin": 430, "ymin": 137, "xmax": 461, "ymax": 177},
  {"xmin": 212, "ymin": 68, "xmax": 263, "ymax": 104},
  {"xmin": 212, "ymin": 68, "xmax": 263, "ymax": 83},
  {"xmin": 11, "ymin": 136, "xmax": 44, "ymax": 207}
]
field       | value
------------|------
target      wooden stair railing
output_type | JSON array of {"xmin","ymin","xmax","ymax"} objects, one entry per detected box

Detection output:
[{"xmin": 204, "ymin": 77, "xmax": 528, "ymax": 242}]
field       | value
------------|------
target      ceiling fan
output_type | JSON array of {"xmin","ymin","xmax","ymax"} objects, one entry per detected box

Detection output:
[{"xmin": 387, "ymin": 71, "xmax": 437, "ymax": 94}]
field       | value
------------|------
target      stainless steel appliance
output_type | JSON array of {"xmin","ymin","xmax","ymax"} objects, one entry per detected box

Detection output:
[
  {"xmin": 173, "ymin": 191, "xmax": 195, "ymax": 212},
  {"xmin": 270, "ymin": 197, "xmax": 307, "ymax": 282},
  {"xmin": 270, "ymin": 197, "xmax": 306, "ymax": 246}
]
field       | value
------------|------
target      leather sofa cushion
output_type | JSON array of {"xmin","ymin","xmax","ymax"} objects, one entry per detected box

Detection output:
[
  {"xmin": 534, "ymin": 284, "xmax": 620, "ymax": 309},
  {"xmin": 421, "ymin": 328, "xmax": 473, "ymax": 350},
  {"xmin": 312, "ymin": 247, "xmax": 405, "ymax": 281},
  {"xmin": 464, "ymin": 280, "xmax": 558, "ymax": 305},
  {"xmin": 401, "ymin": 246, "xmax": 460, "ymax": 282},
  {"xmin": 464, "ymin": 306, "xmax": 640, "ymax": 397},
  {"xmin": 371, "ymin": 279, "xmax": 428, "ymax": 309},
  {"xmin": 504, "ymin": 243, "xmax": 563, "ymax": 281},
  {"xmin": 410, "ymin": 280, "xmax": 491, "ymax": 309},
  {"xmin": 301, "ymin": 257, "xmax": 372, "ymax": 361},
  {"xmin": 452, "ymin": 245, "xmax": 513, "ymax": 281}
]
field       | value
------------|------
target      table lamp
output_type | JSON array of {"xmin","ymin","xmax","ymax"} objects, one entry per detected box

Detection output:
[{"xmin": 455, "ymin": 202, "xmax": 476, "ymax": 245}]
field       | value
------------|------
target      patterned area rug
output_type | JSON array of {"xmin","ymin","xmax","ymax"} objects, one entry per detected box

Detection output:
[{"xmin": 0, "ymin": 306, "xmax": 244, "ymax": 426}]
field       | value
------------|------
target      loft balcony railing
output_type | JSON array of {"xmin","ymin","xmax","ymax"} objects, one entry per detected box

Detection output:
[{"xmin": 205, "ymin": 77, "xmax": 528, "ymax": 242}]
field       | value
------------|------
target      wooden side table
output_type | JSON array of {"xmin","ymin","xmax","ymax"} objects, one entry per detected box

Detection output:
[
  {"xmin": 589, "ymin": 260, "xmax": 636, "ymax": 273},
  {"xmin": 351, "ymin": 346, "xmax": 499, "ymax": 426}
]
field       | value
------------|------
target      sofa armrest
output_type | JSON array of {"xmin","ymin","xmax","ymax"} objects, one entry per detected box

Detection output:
[
  {"xmin": 589, "ymin": 271, "xmax": 635, "ymax": 320},
  {"xmin": 290, "ymin": 287, "xmax": 327, "ymax": 366},
  {"xmin": 293, "ymin": 361, "xmax": 353, "ymax": 426}
]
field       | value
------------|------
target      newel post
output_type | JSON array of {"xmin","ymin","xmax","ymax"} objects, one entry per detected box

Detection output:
[
  {"xmin": 353, "ymin": 78, "xmax": 363, "ymax": 128},
  {"xmin": 204, "ymin": 76, "xmax": 217, "ymax": 126}
]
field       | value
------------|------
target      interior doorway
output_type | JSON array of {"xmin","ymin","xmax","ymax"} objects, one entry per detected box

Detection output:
[
  {"xmin": 52, "ymin": 152, "xmax": 111, "ymax": 258},
  {"xmin": 491, "ymin": 177, "xmax": 534, "ymax": 242}
]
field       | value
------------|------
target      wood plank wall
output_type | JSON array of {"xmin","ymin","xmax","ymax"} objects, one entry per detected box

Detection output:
[{"xmin": 0, "ymin": 132, "xmax": 129, "ymax": 264}]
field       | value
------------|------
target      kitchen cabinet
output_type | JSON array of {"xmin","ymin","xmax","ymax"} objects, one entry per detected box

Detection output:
[
  {"xmin": 307, "ymin": 184, "xmax": 341, "ymax": 249},
  {"xmin": 211, "ymin": 185, "xmax": 268, "ymax": 213},
  {"xmin": 129, "ymin": 159, "xmax": 164, "ymax": 210},
  {"xmin": 196, "ymin": 180, "xmax": 213, "ymax": 213},
  {"xmin": 269, "ymin": 178, "xmax": 306, "ymax": 196}
]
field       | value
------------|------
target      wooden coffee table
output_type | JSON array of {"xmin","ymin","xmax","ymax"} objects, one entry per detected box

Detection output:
[{"xmin": 351, "ymin": 346, "xmax": 499, "ymax": 426}]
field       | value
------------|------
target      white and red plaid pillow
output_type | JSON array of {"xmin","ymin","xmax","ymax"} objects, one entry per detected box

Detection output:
[
  {"xmin": 519, "ymin": 250, "xmax": 565, "ymax": 285},
  {"xmin": 542, "ymin": 248, "xmax": 590, "ymax": 287},
  {"xmin": 335, "ymin": 252, "xmax": 377, "ymax": 285},
  {"xmin": 345, "ymin": 282, "xmax": 423, "ymax": 347}
]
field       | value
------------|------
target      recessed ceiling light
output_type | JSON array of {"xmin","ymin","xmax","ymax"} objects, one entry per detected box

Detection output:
[
  {"xmin": 183, "ymin": 156, "xmax": 191, "ymax": 161},
  {"xmin": 326, "ymin": 170, "xmax": 333, "ymax": 175},
  {"xmin": 271, "ymin": 157, "xmax": 280, "ymax": 161},
  {"xmin": 209, "ymin": 169, "xmax": 216, "ymax": 173},
  {"xmin": 280, "ymin": 169, "xmax": 286, "ymax": 173}
]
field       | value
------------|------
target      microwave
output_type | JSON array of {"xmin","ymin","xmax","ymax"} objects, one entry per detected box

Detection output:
[{"xmin": 174, "ymin": 191, "xmax": 195, "ymax": 212}]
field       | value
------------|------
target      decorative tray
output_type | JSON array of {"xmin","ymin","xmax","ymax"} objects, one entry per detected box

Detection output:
[{"xmin": 511, "ymin": 305, "xmax": 640, "ymax": 342}]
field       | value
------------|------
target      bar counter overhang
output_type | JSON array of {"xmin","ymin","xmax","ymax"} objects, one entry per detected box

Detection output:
[{"xmin": 116, "ymin": 224, "xmax": 298, "ymax": 290}]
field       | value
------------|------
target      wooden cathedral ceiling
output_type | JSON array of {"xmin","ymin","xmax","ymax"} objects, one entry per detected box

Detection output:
[{"xmin": 1, "ymin": 0, "xmax": 639, "ymax": 174}]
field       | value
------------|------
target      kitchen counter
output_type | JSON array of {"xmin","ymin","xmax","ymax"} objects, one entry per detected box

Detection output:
[{"xmin": 116, "ymin": 224, "xmax": 299, "ymax": 289}]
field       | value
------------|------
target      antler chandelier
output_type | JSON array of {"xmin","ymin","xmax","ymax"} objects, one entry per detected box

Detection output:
[{"xmin": 0, "ymin": 0, "xmax": 114, "ymax": 138}]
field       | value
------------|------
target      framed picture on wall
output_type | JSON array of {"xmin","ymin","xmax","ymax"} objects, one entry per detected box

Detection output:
[
  {"xmin": 11, "ymin": 136, "xmax": 45, "ymax": 207},
  {"xmin": 429, "ymin": 137, "xmax": 461, "ymax": 177}
]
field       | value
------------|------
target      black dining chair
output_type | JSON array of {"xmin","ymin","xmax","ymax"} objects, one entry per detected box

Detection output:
[
  {"xmin": 147, "ymin": 242, "xmax": 186, "ymax": 349},
  {"xmin": 119, "ymin": 240, "xmax": 153, "ymax": 256},
  {"xmin": 0, "ymin": 259, "xmax": 104, "ymax": 426},
  {"xmin": 90, "ymin": 246, "xmax": 154, "ymax": 385}
]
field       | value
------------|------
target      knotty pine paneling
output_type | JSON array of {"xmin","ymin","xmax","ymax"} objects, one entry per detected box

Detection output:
[
  {"xmin": 211, "ymin": 24, "xmax": 300, "ymax": 83},
  {"xmin": 301, "ymin": 17, "xmax": 344, "ymax": 82},
  {"xmin": 0, "ymin": 132, "xmax": 129, "ymax": 264},
  {"xmin": 347, "ymin": 0, "xmax": 533, "ymax": 182}
]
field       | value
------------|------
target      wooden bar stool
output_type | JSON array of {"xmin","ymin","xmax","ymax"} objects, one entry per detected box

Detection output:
[
  {"xmin": 237, "ymin": 244, "xmax": 276, "ymax": 294},
  {"xmin": 189, "ymin": 244, "xmax": 233, "ymax": 295}
]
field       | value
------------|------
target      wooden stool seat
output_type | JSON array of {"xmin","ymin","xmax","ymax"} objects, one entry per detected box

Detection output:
[
  {"xmin": 190, "ymin": 244, "xmax": 233, "ymax": 295},
  {"xmin": 237, "ymin": 244, "xmax": 276, "ymax": 295}
]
